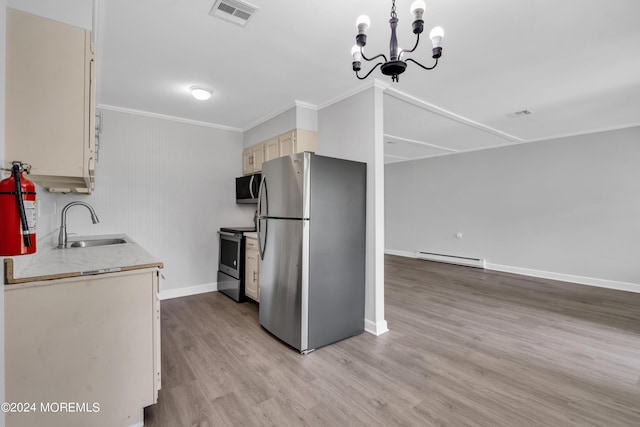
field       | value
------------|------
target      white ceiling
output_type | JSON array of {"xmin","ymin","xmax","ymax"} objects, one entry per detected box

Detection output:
[{"xmin": 55, "ymin": 0, "xmax": 640, "ymax": 162}]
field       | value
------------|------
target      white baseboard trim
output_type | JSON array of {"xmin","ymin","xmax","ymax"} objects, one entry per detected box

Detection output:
[
  {"xmin": 365, "ymin": 319, "xmax": 389, "ymax": 336},
  {"xmin": 385, "ymin": 249, "xmax": 640, "ymax": 294},
  {"xmin": 384, "ymin": 249, "xmax": 416, "ymax": 258},
  {"xmin": 159, "ymin": 282, "xmax": 217, "ymax": 300},
  {"xmin": 485, "ymin": 263, "xmax": 640, "ymax": 294}
]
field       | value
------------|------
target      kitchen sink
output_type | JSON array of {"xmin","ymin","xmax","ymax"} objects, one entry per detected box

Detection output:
[{"xmin": 61, "ymin": 237, "xmax": 131, "ymax": 249}]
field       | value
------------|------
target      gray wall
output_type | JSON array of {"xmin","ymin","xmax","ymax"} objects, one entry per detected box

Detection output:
[
  {"xmin": 53, "ymin": 109, "xmax": 252, "ymax": 295},
  {"xmin": 385, "ymin": 126, "xmax": 640, "ymax": 287}
]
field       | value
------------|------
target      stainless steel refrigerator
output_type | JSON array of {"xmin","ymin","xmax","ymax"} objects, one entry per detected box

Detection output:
[{"xmin": 257, "ymin": 152, "xmax": 366, "ymax": 353}]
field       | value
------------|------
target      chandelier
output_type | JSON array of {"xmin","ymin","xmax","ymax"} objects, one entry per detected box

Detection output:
[{"xmin": 351, "ymin": 0, "xmax": 444, "ymax": 82}]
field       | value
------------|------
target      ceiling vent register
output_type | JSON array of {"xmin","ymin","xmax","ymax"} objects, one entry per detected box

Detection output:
[
  {"xmin": 210, "ymin": 0, "xmax": 258, "ymax": 27},
  {"xmin": 507, "ymin": 110, "xmax": 534, "ymax": 118}
]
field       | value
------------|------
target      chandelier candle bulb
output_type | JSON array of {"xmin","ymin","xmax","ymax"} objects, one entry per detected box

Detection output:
[
  {"xmin": 356, "ymin": 15, "xmax": 370, "ymax": 47},
  {"xmin": 429, "ymin": 26, "xmax": 444, "ymax": 58},
  {"xmin": 410, "ymin": 0, "xmax": 426, "ymax": 19},
  {"xmin": 351, "ymin": 45, "xmax": 362, "ymax": 62},
  {"xmin": 429, "ymin": 26, "xmax": 444, "ymax": 47},
  {"xmin": 356, "ymin": 15, "xmax": 370, "ymax": 34},
  {"xmin": 410, "ymin": 0, "xmax": 426, "ymax": 33}
]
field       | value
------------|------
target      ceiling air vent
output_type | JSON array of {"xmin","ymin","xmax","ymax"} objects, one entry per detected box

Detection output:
[
  {"xmin": 507, "ymin": 109, "xmax": 534, "ymax": 118},
  {"xmin": 209, "ymin": 0, "xmax": 259, "ymax": 27}
]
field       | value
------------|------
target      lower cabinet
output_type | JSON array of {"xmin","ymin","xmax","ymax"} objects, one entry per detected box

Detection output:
[
  {"xmin": 245, "ymin": 237, "xmax": 260, "ymax": 301},
  {"xmin": 4, "ymin": 268, "xmax": 161, "ymax": 427}
]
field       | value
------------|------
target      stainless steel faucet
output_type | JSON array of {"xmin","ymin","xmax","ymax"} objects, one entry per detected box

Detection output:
[{"xmin": 57, "ymin": 201, "xmax": 100, "ymax": 248}]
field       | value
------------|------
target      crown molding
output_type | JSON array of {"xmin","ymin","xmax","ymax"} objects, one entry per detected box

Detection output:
[
  {"xmin": 97, "ymin": 104, "xmax": 243, "ymax": 132},
  {"xmin": 384, "ymin": 133, "xmax": 459, "ymax": 153},
  {"xmin": 384, "ymin": 88, "xmax": 525, "ymax": 143},
  {"xmin": 294, "ymin": 100, "xmax": 318, "ymax": 110},
  {"xmin": 524, "ymin": 122, "xmax": 640, "ymax": 144},
  {"xmin": 314, "ymin": 79, "xmax": 390, "ymax": 111}
]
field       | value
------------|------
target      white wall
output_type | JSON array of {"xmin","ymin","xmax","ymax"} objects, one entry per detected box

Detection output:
[
  {"xmin": 1, "ymin": 2, "xmax": 6, "ymax": 424},
  {"xmin": 7, "ymin": 0, "xmax": 91, "ymax": 29},
  {"xmin": 54, "ymin": 109, "xmax": 252, "ymax": 296},
  {"xmin": 318, "ymin": 85, "xmax": 387, "ymax": 335},
  {"xmin": 385, "ymin": 126, "xmax": 640, "ymax": 290},
  {"xmin": 296, "ymin": 104, "xmax": 318, "ymax": 131},
  {"xmin": 243, "ymin": 106, "xmax": 297, "ymax": 147},
  {"xmin": 243, "ymin": 104, "xmax": 319, "ymax": 148}
]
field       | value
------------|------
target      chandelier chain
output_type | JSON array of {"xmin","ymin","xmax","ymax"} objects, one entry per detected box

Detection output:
[{"xmin": 391, "ymin": 0, "xmax": 397, "ymax": 19}]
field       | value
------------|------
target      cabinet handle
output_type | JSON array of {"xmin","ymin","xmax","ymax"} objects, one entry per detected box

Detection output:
[{"xmin": 253, "ymin": 271, "xmax": 257, "ymax": 282}]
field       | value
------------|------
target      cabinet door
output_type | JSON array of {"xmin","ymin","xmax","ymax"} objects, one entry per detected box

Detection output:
[
  {"xmin": 5, "ymin": 270, "xmax": 158, "ymax": 426},
  {"xmin": 278, "ymin": 131, "xmax": 296, "ymax": 157},
  {"xmin": 294, "ymin": 129, "xmax": 318, "ymax": 154},
  {"xmin": 264, "ymin": 137, "xmax": 279, "ymax": 162},
  {"xmin": 152, "ymin": 270, "xmax": 161, "ymax": 400},
  {"xmin": 245, "ymin": 239, "xmax": 259, "ymax": 301},
  {"xmin": 252, "ymin": 144, "xmax": 265, "ymax": 172},
  {"xmin": 87, "ymin": 44, "xmax": 97, "ymax": 189},
  {"xmin": 242, "ymin": 147, "xmax": 254, "ymax": 175},
  {"xmin": 5, "ymin": 8, "xmax": 94, "ymax": 193}
]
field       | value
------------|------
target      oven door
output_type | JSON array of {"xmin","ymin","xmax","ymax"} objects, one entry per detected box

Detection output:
[{"xmin": 218, "ymin": 231, "xmax": 242, "ymax": 279}]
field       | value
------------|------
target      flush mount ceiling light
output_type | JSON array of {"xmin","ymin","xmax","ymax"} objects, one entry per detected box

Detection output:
[
  {"xmin": 189, "ymin": 86, "xmax": 212, "ymax": 101},
  {"xmin": 351, "ymin": 0, "xmax": 445, "ymax": 82}
]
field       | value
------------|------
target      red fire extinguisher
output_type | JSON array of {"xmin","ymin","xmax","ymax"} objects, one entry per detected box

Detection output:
[{"xmin": 0, "ymin": 161, "xmax": 37, "ymax": 256}]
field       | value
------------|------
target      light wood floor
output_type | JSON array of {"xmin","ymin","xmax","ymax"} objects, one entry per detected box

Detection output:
[{"xmin": 144, "ymin": 255, "xmax": 640, "ymax": 426}]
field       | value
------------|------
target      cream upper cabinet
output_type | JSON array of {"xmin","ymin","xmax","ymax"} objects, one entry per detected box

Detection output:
[
  {"xmin": 242, "ymin": 143, "xmax": 265, "ymax": 175},
  {"xmin": 252, "ymin": 144, "xmax": 265, "ymax": 172},
  {"xmin": 245, "ymin": 237, "xmax": 259, "ymax": 301},
  {"xmin": 289, "ymin": 129, "xmax": 318, "ymax": 154},
  {"xmin": 242, "ymin": 129, "xmax": 317, "ymax": 175},
  {"xmin": 264, "ymin": 137, "xmax": 279, "ymax": 162},
  {"xmin": 277, "ymin": 129, "xmax": 318, "ymax": 157},
  {"xmin": 278, "ymin": 131, "xmax": 295, "ymax": 157},
  {"xmin": 4, "ymin": 8, "xmax": 96, "ymax": 194},
  {"xmin": 242, "ymin": 147, "xmax": 254, "ymax": 175},
  {"xmin": 278, "ymin": 129, "xmax": 318, "ymax": 157}
]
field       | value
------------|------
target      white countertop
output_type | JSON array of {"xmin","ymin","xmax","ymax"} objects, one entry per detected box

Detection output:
[
  {"xmin": 244, "ymin": 232, "xmax": 258, "ymax": 239},
  {"xmin": 4, "ymin": 234, "xmax": 163, "ymax": 284}
]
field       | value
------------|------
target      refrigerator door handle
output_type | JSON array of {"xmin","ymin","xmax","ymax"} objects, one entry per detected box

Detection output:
[{"xmin": 257, "ymin": 177, "xmax": 268, "ymax": 260}]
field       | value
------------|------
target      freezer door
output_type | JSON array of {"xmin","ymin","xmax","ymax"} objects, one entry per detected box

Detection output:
[
  {"xmin": 260, "ymin": 153, "xmax": 309, "ymax": 219},
  {"xmin": 259, "ymin": 218, "xmax": 306, "ymax": 351},
  {"xmin": 307, "ymin": 155, "xmax": 366, "ymax": 349}
]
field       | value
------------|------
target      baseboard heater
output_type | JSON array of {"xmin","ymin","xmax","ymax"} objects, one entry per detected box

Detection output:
[{"xmin": 416, "ymin": 251, "xmax": 486, "ymax": 269}]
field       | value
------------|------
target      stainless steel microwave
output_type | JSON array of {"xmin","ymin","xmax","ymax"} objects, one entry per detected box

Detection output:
[{"xmin": 236, "ymin": 173, "xmax": 261, "ymax": 204}]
